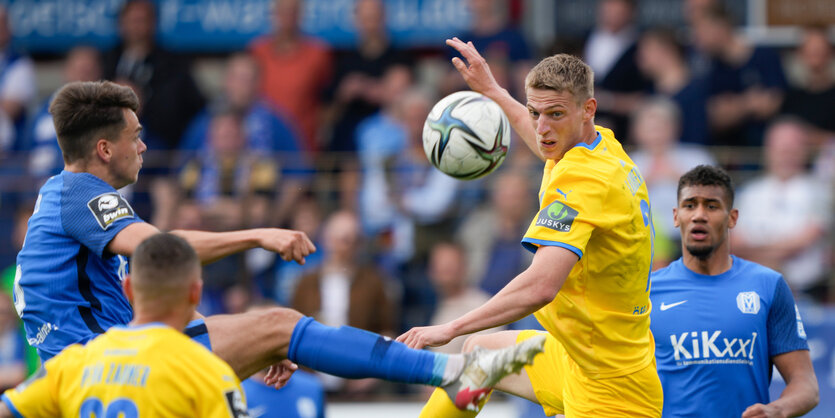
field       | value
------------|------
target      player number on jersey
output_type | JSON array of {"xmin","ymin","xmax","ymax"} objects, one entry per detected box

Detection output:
[{"xmin": 79, "ymin": 397, "xmax": 138, "ymax": 418}]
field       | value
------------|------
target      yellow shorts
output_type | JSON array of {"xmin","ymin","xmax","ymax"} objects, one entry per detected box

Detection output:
[{"xmin": 517, "ymin": 330, "xmax": 663, "ymax": 417}]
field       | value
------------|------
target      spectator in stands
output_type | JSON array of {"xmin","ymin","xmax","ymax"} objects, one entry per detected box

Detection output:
[
  {"xmin": 0, "ymin": 205, "xmax": 36, "ymax": 384},
  {"xmin": 456, "ymin": 171, "xmax": 533, "ymax": 292},
  {"xmin": 629, "ymin": 98, "xmax": 715, "ymax": 268},
  {"xmin": 25, "ymin": 46, "xmax": 102, "ymax": 181},
  {"xmin": 0, "ymin": 5, "xmax": 36, "ymax": 157},
  {"xmin": 103, "ymin": 0, "xmax": 205, "ymax": 228},
  {"xmin": 691, "ymin": 5, "xmax": 787, "ymax": 147},
  {"xmin": 427, "ymin": 242, "xmax": 497, "ymax": 355},
  {"xmin": 0, "ymin": 292, "xmax": 25, "ymax": 391},
  {"xmin": 732, "ymin": 118, "xmax": 832, "ymax": 302},
  {"xmin": 178, "ymin": 109, "xmax": 277, "ymax": 314},
  {"xmin": 292, "ymin": 210, "xmax": 396, "ymax": 396},
  {"xmin": 358, "ymin": 88, "xmax": 457, "ymax": 266},
  {"xmin": 781, "ymin": 26, "xmax": 835, "ymax": 141},
  {"xmin": 180, "ymin": 53, "xmax": 310, "ymax": 228},
  {"xmin": 444, "ymin": 0, "xmax": 533, "ymax": 99},
  {"xmin": 637, "ymin": 27, "xmax": 710, "ymax": 145},
  {"xmin": 267, "ymin": 195, "xmax": 324, "ymax": 305},
  {"xmin": 103, "ymin": 0, "xmax": 205, "ymax": 152},
  {"xmin": 326, "ymin": 0, "xmax": 412, "ymax": 154},
  {"xmin": 250, "ymin": 0, "xmax": 332, "ymax": 154},
  {"xmin": 584, "ymin": 0, "xmax": 649, "ymax": 139},
  {"xmin": 322, "ymin": 0, "xmax": 412, "ymax": 211}
]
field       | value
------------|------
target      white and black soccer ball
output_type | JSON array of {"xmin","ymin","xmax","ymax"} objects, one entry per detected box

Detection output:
[{"xmin": 422, "ymin": 91, "xmax": 511, "ymax": 180}]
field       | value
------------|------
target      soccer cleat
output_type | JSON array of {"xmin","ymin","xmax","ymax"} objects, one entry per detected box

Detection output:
[{"xmin": 445, "ymin": 334, "xmax": 546, "ymax": 411}]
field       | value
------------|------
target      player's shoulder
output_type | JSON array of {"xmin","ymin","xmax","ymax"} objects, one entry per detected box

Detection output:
[
  {"xmin": 730, "ymin": 256, "xmax": 784, "ymax": 287},
  {"xmin": 649, "ymin": 259, "xmax": 687, "ymax": 287}
]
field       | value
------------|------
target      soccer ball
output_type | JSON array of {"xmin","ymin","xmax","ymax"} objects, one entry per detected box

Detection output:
[{"xmin": 422, "ymin": 91, "xmax": 511, "ymax": 180}]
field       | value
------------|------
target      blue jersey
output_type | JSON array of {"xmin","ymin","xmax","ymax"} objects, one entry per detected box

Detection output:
[
  {"xmin": 242, "ymin": 371, "xmax": 325, "ymax": 418},
  {"xmin": 13, "ymin": 171, "xmax": 143, "ymax": 361},
  {"xmin": 650, "ymin": 256, "xmax": 809, "ymax": 417}
]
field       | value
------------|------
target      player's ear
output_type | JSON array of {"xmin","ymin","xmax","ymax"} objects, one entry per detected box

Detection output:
[
  {"xmin": 728, "ymin": 208, "xmax": 739, "ymax": 229},
  {"xmin": 672, "ymin": 207, "xmax": 679, "ymax": 228},
  {"xmin": 95, "ymin": 138, "xmax": 112, "ymax": 163},
  {"xmin": 123, "ymin": 275, "xmax": 134, "ymax": 304},
  {"xmin": 583, "ymin": 97, "xmax": 597, "ymax": 122},
  {"xmin": 188, "ymin": 278, "xmax": 202, "ymax": 306}
]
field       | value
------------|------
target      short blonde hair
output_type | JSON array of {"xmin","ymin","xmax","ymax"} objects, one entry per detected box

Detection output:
[{"xmin": 525, "ymin": 54, "xmax": 594, "ymax": 103}]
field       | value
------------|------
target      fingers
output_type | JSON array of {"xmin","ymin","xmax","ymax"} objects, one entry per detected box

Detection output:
[
  {"xmin": 396, "ymin": 329, "xmax": 424, "ymax": 349},
  {"xmin": 451, "ymin": 57, "xmax": 467, "ymax": 73}
]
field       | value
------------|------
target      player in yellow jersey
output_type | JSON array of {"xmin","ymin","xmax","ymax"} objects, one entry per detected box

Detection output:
[
  {"xmin": 0, "ymin": 233, "xmax": 249, "ymax": 417},
  {"xmin": 397, "ymin": 38, "xmax": 662, "ymax": 417}
]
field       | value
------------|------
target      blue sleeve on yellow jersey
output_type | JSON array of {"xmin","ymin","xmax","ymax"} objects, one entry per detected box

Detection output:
[
  {"xmin": 61, "ymin": 173, "xmax": 143, "ymax": 257},
  {"xmin": 767, "ymin": 278, "xmax": 809, "ymax": 357},
  {"xmin": 1, "ymin": 394, "xmax": 23, "ymax": 418}
]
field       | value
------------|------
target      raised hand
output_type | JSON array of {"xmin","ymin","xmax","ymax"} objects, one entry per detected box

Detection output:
[{"xmin": 446, "ymin": 37, "xmax": 502, "ymax": 97}]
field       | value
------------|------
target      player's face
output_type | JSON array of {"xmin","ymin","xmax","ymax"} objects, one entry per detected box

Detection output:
[
  {"xmin": 109, "ymin": 108, "xmax": 146, "ymax": 188},
  {"xmin": 674, "ymin": 185, "xmax": 738, "ymax": 260},
  {"xmin": 526, "ymin": 88, "xmax": 595, "ymax": 160}
]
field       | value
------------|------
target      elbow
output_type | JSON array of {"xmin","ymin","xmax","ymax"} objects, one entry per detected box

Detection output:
[{"xmin": 530, "ymin": 284, "xmax": 560, "ymax": 308}]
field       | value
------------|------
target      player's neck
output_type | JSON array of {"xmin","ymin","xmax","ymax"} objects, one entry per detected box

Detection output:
[
  {"xmin": 682, "ymin": 250, "xmax": 733, "ymax": 276},
  {"xmin": 65, "ymin": 160, "xmax": 121, "ymax": 189},
  {"xmin": 131, "ymin": 311, "xmax": 191, "ymax": 332}
]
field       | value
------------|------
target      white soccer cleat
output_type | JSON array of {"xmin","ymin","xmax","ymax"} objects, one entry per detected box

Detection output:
[{"xmin": 445, "ymin": 334, "xmax": 546, "ymax": 411}]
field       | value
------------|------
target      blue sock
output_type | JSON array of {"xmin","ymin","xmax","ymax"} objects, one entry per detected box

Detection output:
[{"xmin": 287, "ymin": 317, "xmax": 447, "ymax": 386}]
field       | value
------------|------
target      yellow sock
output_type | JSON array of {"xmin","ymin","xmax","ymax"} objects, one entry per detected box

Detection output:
[{"xmin": 419, "ymin": 387, "xmax": 492, "ymax": 418}]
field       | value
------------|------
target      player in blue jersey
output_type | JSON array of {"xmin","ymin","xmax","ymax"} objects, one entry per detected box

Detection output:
[
  {"xmin": 11, "ymin": 81, "xmax": 544, "ymax": 410},
  {"xmin": 650, "ymin": 165, "xmax": 819, "ymax": 417}
]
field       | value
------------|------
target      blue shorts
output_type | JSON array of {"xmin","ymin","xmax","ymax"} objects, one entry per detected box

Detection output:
[{"xmin": 185, "ymin": 318, "xmax": 211, "ymax": 350}]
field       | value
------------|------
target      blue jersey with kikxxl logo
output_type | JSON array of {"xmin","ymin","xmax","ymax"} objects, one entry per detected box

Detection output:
[
  {"xmin": 650, "ymin": 256, "xmax": 808, "ymax": 417},
  {"xmin": 13, "ymin": 171, "xmax": 143, "ymax": 361}
]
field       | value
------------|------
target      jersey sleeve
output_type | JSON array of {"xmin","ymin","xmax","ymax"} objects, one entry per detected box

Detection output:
[
  {"xmin": 61, "ymin": 175, "xmax": 144, "ymax": 257},
  {"xmin": 767, "ymin": 278, "xmax": 809, "ymax": 357},
  {"xmin": 2, "ymin": 358, "xmax": 61, "ymax": 417},
  {"xmin": 521, "ymin": 168, "xmax": 607, "ymax": 259}
]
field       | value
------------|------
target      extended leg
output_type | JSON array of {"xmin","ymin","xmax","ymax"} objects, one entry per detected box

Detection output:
[{"xmin": 420, "ymin": 331, "xmax": 541, "ymax": 417}]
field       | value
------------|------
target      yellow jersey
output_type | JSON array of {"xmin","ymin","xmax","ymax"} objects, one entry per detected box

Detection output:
[
  {"xmin": 2, "ymin": 324, "xmax": 248, "ymax": 418},
  {"xmin": 522, "ymin": 126, "xmax": 655, "ymax": 379}
]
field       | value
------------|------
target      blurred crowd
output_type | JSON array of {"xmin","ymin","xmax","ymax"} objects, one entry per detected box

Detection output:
[{"xmin": 0, "ymin": 0, "xmax": 833, "ymax": 403}]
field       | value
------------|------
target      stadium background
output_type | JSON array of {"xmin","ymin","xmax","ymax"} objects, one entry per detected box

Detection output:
[{"xmin": 0, "ymin": 0, "xmax": 832, "ymax": 416}]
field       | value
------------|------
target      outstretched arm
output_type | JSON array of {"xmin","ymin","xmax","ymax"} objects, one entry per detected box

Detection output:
[
  {"xmin": 397, "ymin": 245, "xmax": 575, "ymax": 348},
  {"xmin": 742, "ymin": 350, "xmax": 818, "ymax": 418},
  {"xmin": 446, "ymin": 37, "xmax": 542, "ymax": 161},
  {"xmin": 107, "ymin": 222, "xmax": 316, "ymax": 265}
]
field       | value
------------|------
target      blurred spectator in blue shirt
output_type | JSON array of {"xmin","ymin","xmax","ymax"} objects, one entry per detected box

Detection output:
[
  {"xmin": 637, "ymin": 27, "xmax": 710, "ymax": 145},
  {"xmin": 0, "ymin": 5, "xmax": 35, "ymax": 158},
  {"xmin": 24, "ymin": 46, "xmax": 102, "ymax": 182},
  {"xmin": 691, "ymin": 5, "xmax": 787, "ymax": 147},
  {"xmin": 0, "ymin": 292, "xmax": 25, "ymax": 391},
  {"xmin": 180, "ymin": 53, "xmax": 310, "ymax": 228}
]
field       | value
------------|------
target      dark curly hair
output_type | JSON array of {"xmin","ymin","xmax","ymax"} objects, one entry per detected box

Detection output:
[{"xmin": 677, "ymin": 165, "xmax": 735, "ymax": 207}]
